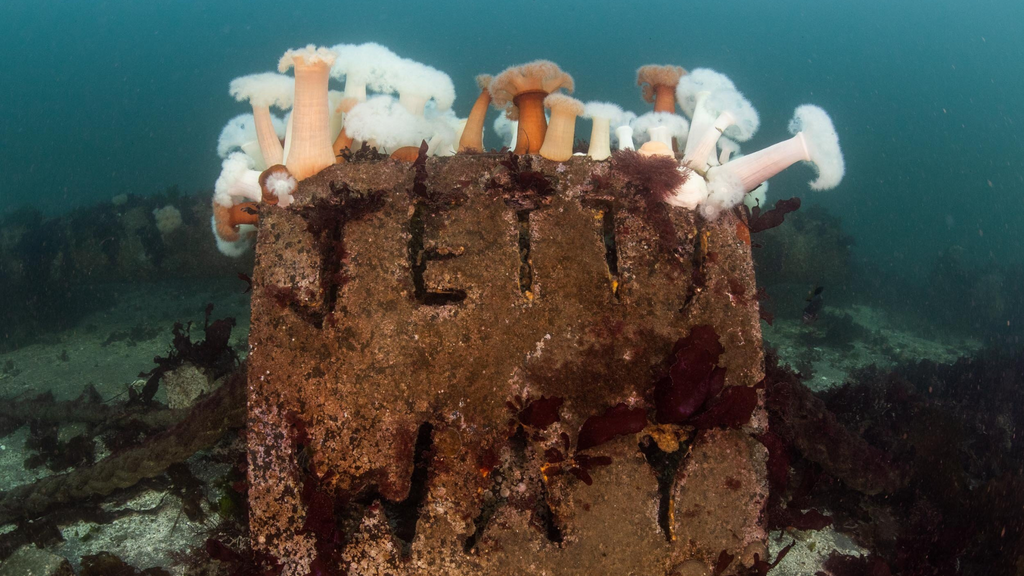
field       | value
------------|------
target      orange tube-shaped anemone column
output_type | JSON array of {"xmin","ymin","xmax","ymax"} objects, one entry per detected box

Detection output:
[
  {"xmin": 538, "ymin": 93, "xmax": 584, "ymax": 162},
  {"xmin": 489, "ymin": 60, "xmax": 574, "ymax": 155},
  {"xmin": 514, "ymin": 92, "xmax": 547, "ymax": 154},
  {"xmin": 458, "ymin": 74, "xmax": 493, "ymax": 153},
  {"xmin": 637, "ymin": 65, "xmax": 687, "ymax": 114},
  {"xmin": 278, "ymin": 45, "xmax": 337, "ymax": 180},
  {"xmin": 331, "ymin": 97, "xmax": 359, "ymax": 161},
  {"xmin": 638, "ymin": 141, "xmax": 675, "ymax": 158},
  {"xmin": 212, "ymin": 202, "xmax": 259, "ymax": 243},
  {"xmin": 390, "ymin": 146, "xmax": 421, "ymax": 162}
]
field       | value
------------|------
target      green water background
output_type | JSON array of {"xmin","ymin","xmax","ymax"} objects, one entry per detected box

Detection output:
[{"xmin": 1, "ymin": 0, "xmax": 1021, "ymax": 269}]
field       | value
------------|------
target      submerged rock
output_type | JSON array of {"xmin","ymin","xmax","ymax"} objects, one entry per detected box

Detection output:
[{"xmin": 0, "ymin": 546, "xmax": 74, "ymax": 576}]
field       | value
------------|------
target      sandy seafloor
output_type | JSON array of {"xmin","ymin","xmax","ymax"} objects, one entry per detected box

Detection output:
[
  {"xmin": 762, "ymin": 303, "xmax": 981, "ymax": 392},
  {"xmin": 0, "ymin": 278, "xmax": 250, "ymax": 572},
  {"xmin": 0, "ymin": 280, "xmax": 982, "ymax": 574}
]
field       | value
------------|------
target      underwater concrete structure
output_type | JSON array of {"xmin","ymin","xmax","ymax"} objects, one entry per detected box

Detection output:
[{"xmin": 246, "ymin": 152, "xmax": 770, "ymax": 574}]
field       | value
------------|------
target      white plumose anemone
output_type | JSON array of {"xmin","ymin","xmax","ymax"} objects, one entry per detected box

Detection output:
[
  {"xmin": 631, "ymin": 112, "xmax": 689, "ymax": 149},
  {"xmin": 343, "ymin": 95, "xmax": 435, "ymax": 152},
  {"xmin": 214, "ymin": 153, "xmax": 262, "ymax": 207},
  {"xmin": 329, "ymin": 43, "xmax": 402, "ymax": 102},
  {"xmin": 712, "ymin": 104, "xmax": 844, "ymax": 193},
  {"xmin": 262, "ymin": 167, "xmax": 298, "ymax": 208},
  {"xmin": 216, "ymin": 113, "xmax": 286, "ymax": 170},
  {"xmin": 228, "ymin": 73, "xmax": 294, "ymax": 167},
  {"xmin": 582, "ymin": 101, "xmax": 628, "ymax": 161}
]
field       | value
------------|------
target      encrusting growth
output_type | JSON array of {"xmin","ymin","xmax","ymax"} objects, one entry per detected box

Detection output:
[
  {"xmin": 637, "ymin": 64, "xmax": 687, "ymax": 113},
  {"xmin": 278, "ymin": 45, "xmax": 338, "ymax": 180},
  {"xmin": 458, "ymin": 74, "xmax": 494, "ymax": 152},
  {"xmin": 489, "ymin": 60, "xmax": 574, "ymax": 154},
  {"xmin": 539, "ymin": 93, "xmax": 584, "ymax": 162}
]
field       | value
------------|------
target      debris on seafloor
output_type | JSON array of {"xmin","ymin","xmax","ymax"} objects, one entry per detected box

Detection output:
[{"xmin": 0, "ymin": 309, "xmax": 247, "ymax": 572}]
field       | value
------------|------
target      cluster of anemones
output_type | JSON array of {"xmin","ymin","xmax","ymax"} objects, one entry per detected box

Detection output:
[
  {"xmin": 211, "ymin": 45, "xmax": 845, "ymax": 256},
  {"xmin": 211, "ymin": 43, "xmax": 464, "ymax": 255}
]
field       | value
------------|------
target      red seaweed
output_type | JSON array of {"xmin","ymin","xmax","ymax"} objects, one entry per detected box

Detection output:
[
  {"xmin": 687, "ymin": 383, "xmax": 761, "ymax": 430},
  {"xmin": 651, "ymin": 325, "xmax": 759, "ymax": 434},
  {"xmin": 775, "ymin": 507, "xmax": 833, "ymax": 531},
  {"xmin": 134, "ymin": 304, "xmax": 238, "ymax": 406},
  {"xmin": 411, "ymin": 140, "xmax": 430, "ymax": 200},
  {"xmin": 758, "ymin": 430, "xmax": 791, "ymax": 494},
  {"xmin": 654, "ymin": 325, "xmax": 726, "ymax": 425},
  {"xmin": 206, "ymin": 539, "xmax": 243, "ymax": 563},
  {"xmin": 488, "ymin": 152, "xmax": 556, "ymax": 210},
  {"xmin": 609, "ymin": 150, "xmax": 687, "ymax": 202},
  {"xmin": 712, "ymin": 550, "xmax": 734, "ymax": 575},
  {"xmin": 237, "ymin": 272, "xmax": 253, "ymax": 293},
  {"xmin": 747, "ymin": 197, "xmax": 801, "ymax": 234},
  {"xmin": 575, "ymin": 403, "xmax": 647, "ymax": 452},
  {"xmin": 517, "ymin": 396, "xmax": 564, "ymax": 430},
  {"xmin": 568, "ymin": 454, "xmax": 613, "ymax": 486}
]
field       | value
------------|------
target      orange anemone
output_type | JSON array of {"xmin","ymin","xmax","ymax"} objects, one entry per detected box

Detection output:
[
  {"xmin": 259, "ymin": 164, "xmax": 296, "ymax": 206},
  {"xmin": 458, "ymin": 74, "xmax": 493, "ymax": 153},
  {"xmin": 489, "ymin": 61, "xmax": 574, "ymax": 155},
  {"xmin": 213, "ymin": 202, "xmax": 259, "ymax": 242},
  {"xmin": 332, "ymin": 97, "xmax": 359, "ymax": 161},
  {"xmin": 390, "ymin": 146, "xmax": 421, "ymax": 162},
  {"xmin": 637, "ymin": 65, "xmax": 687, "ymax": 114},
  {"xmin": 736, "ymin": 219, "xmax": 751, "ymax": 246},
  {"xmin": 638, "ymin": 140, "xmax": 674, "ymax": 158}
]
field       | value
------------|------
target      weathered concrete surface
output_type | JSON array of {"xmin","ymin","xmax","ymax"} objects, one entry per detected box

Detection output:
[{"xmin": 247, "ymin": 154, "xmax": 768, "ymax": 575}]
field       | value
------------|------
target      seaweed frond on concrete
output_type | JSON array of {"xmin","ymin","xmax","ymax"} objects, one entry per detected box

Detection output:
[
  {"xmin": 336, "ymin": 142, "xmax": 386, "ymax": 163},
  {"xmin": 486, "ymin": 152, "xmax": 557, "ymax": 211},
  {"xmin": 609, "ymin": 150, "xmax": 687, "ymax": 202}
]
